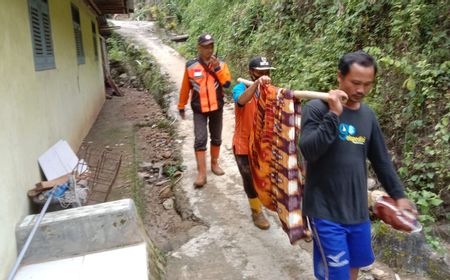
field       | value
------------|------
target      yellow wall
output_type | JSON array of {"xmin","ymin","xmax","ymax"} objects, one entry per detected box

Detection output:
[{"xmin": 0, "ymin": 0, "xmax": 105, "ymax": 276}]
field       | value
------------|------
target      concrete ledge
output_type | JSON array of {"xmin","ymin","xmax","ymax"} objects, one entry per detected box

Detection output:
[
  {"xmin": 15, "ymin": 243, "xmax": 149, "ymax": 280},
  {"xmin": 16, "ymin": 199, "xmax": 146, "ymax": 264}
]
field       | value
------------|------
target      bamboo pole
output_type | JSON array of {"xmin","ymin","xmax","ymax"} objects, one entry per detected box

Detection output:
[{"xmin": 237, "ymin": 78, "xmax": 347, "ymax": 103}]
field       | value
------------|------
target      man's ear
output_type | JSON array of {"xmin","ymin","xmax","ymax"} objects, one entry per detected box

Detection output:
[
  {"xmin": 337, "ymin": 71, "xmax": 344, "ymax": 84},
  {"xmin": 249, "ymin": 70, "xmax": 255, "ymax": 81}
]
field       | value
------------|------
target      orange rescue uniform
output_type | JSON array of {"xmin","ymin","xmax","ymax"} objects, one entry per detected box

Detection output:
[
  {"xmin": 178, "ymin": 58, "xmax": 231, "ymax": 113},
  {"xmin": 232, "ymin": 83, "xmax": 258, "ymax": 155}
]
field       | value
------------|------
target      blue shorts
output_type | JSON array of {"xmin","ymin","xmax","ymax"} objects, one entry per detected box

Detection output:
[{"xmin": 310, "ymin": 217, "xmax": 375, "ymax": 280}]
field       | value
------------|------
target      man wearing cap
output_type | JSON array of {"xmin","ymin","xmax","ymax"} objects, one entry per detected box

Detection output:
[
  {"xmin": 178, "ymin": 33, "xmax": 232, "ymax": 188},
  {"xmin": 231, "ymin": 56, "xmax": 274, "ymax": 229}
]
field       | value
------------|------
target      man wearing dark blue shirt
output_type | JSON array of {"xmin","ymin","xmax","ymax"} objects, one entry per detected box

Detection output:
[{"xmin": 300, "ymin": 51, "xmax": 416, "ymax": 280}]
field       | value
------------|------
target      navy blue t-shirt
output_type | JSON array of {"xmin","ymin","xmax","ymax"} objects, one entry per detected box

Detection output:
[{"xmin": 299, "ymin": 99, "xmax": 405, "ymax": 224}]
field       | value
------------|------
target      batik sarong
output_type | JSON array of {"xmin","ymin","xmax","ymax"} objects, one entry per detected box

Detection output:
[{"xmin": 248, "ymin": 85, "xmax": 311, "ymax": 244}]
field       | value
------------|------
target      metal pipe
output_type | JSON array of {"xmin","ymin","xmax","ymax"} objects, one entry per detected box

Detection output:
[{"xmin": 7, "ymin": 191, "xmax": 55, "ymax": 280}]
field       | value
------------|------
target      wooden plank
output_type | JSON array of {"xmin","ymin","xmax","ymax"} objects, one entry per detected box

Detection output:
[
  {"xmin": 237, "ymin": 78, "xmax": 348, "ymax": 103},
  {"xmin": 170, "ymin": 34, "xmax": 189, "ymax": 42}
]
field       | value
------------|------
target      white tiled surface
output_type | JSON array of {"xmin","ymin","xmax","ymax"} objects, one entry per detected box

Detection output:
[{"xmin": 14, "ymin": 243, "xmax": 148, "ymax": 280}]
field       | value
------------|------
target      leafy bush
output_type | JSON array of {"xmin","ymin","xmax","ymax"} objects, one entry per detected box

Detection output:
[
  {"xmin": 133, "ymin": 5, "xmax": 153, "ymax": 21},
  {"xmin": 106, "ymin": 35, "xmax": 126, "ymax": 62}
]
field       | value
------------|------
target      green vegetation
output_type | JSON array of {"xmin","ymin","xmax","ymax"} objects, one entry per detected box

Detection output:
[
  {"xmin": 106, "ymin": 32, "xmax": 126, "ymax": 62},
  {"xmin": 372, "ymin": 222, "xmax": 450, "ymax": 279},
  {"xmin": 140, "ymin": 0, "xmax": 449, "ymax": 244},
  {"xmin": 107, "ymin": 32, "xmax": 172, "ymax": 110},
  {"xmin": 132, "ymin": 3, "xmax": 153, "ymax": 21}
]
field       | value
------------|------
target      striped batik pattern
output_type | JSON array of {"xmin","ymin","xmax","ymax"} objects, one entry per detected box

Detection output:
[{"xmin": 249, "ymin": 85, "xmax": 311, "ymax": 244}]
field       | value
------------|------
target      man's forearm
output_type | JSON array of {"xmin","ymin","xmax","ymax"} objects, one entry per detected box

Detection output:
[{"xmin": 237, "ymin": 82, "xmax": 258, "ymax": 105}]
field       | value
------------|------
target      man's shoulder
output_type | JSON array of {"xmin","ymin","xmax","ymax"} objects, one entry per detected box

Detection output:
[
  {"xmin": 361, "ymin": 103, "xmax": 374, "ymax": 112},
  {"xmin": 186, "ymin": 58, "xmax": 199, "ymax": 68},
  {"xmin": 305, "ymin": 99, "xmax": 328, "ymax": 112},
  {"xmin": 232, "ymin": 83, "xmax": 247, "ymax": 99},
  {"xmin": 360, "ymin": 103, "xmax": 377, "ymax": 118},
  {"xmin": 232, "ymin": 82, "xmax": 246, "ymax": 91}
]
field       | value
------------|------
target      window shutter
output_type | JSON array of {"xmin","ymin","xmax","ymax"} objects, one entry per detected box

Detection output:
[
  {"xmin": 28, "ymin": 0, "xmax": 55, "ymax": 71},
  {"xmin": 71, "ymin": 4, "xmax": 85, "ymax": 65},
  {"xmin": 75, "ymin": 24, "xmax": 85, "ymax": 64},
  {"xmin": 40, "ymin": 1, "xmax": 55, "ymax": 68},
  {"xmin": 92, "ymin": 22, "xmax": 98, "ymax": 61}
]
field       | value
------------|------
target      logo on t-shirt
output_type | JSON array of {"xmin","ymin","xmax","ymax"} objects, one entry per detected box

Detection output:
[{"xmin": 339, "ymin": 123, "xmax": 366, "ymax": 144}]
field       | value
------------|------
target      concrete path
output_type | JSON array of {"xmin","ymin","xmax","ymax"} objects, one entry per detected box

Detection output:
[{"xmin": 112, "ymin": 20, "xmax": 315, "ymax": 280}]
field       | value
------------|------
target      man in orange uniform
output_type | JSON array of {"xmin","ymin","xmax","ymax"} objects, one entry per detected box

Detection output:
[
  {"xmin": 178, "ymin": 33, "xmax": 232, "ymax": 188},
  {"xmin": 232, "ymin": 56, "xmax": 273, "ymax": 229}
]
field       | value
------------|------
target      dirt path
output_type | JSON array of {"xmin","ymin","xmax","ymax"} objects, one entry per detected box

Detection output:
[{"xmin": 112, "ymin": 20, "xmax": 316, "ymax": 280}]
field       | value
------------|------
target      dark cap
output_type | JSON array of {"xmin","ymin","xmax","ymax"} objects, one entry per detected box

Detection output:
[
  {"xmin": 198, "ymin": 33, "xmax": 214, "ymax": 46},
  {"xmin": 249, "ymin": 56, "xmax": 275, "ymax": 70}
]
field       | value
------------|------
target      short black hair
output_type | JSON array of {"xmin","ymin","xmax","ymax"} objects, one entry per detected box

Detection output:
[{"xmin": 338, "ymin": 50, "xmax": 377, "ymax": 76}]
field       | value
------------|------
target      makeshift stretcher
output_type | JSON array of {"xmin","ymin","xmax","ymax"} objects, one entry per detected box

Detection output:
[{"xmin": 245, "ymin": 82, "xmax": 315, "ymax": 244}]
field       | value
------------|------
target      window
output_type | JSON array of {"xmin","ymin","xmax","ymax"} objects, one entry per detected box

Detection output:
[
  {"xmin": 92, "ymin": 21, "xmax": 98, "ymax": 61},
  {"xmin": 71, "ymin": 4, "xmax": 84, "ymax": 64},
  {"xmin": 28, "ymin": 0, "xmax": 55, "ymax": 71}
]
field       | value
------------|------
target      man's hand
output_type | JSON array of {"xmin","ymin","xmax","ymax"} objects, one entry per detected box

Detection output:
[
  {"xmin": 256, "ymin": 75, "xmax": 271, "ymax": 86},
  {"xmin": 328, "ymin": 89, "xmax": 347, "ymax": 116},
  {"xmin": 396, "ymin": 198, "xmax": 418, "ymax": 216},
  {"xmin": 179, "ymin": 110, "xmax": 186, "ymax": 120},
  {"xmin": 210, "ymin": 56, "xmax": 220, "ymax": 69}
]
